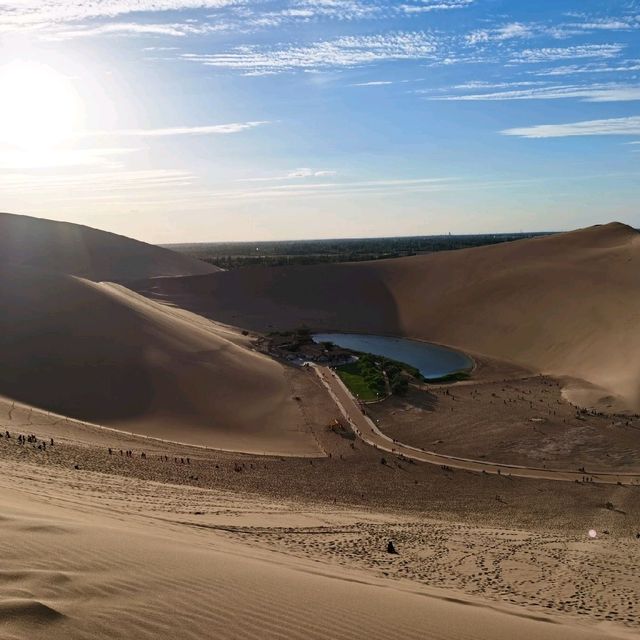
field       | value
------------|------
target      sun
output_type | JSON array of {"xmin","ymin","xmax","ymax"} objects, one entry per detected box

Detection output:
[{"xmin": 0, "ymin": 61, "xmax": 81, "ymax": 152}]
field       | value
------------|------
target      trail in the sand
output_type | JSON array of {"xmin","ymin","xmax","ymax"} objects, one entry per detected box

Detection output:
[{"xmin": 314, "ymin": 365, "xmax": 640, "ymax": 485}]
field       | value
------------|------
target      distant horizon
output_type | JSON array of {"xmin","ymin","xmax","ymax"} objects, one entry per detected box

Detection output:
[
  {"xmin": 6, "ymin": 209, "xmax": 635, "ymax": 246},
  {"xmin": 161, "ymin": 229, "xmax": 555, "ymax": 247}
]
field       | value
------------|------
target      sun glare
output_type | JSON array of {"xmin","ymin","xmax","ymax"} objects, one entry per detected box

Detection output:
[{"xmin": 0, "ymin": 61, "xmax": 80, "ymax": 152}]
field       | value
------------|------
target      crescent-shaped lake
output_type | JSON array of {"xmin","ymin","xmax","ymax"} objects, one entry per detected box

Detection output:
[{"xmin": 312, "ymin": 333, "xmax": 473, "ymax": 380}]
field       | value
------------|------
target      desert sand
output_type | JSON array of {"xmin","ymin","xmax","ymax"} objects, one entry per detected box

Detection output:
[
  {"xmin": 0, "ymin": 211, "xmax": 218, "ymax": 281},
  {"xmin": 1, "ymin": 212, "xmax": 639, "ymax": 639},
  {"xmin": 2, "ymin": 460, "xmax": 632, "ymax": 640},
  {"xmin": 135, "ymin": 222, "xmax": 640, "ymax": 412},
  {"xmin": 0, "ymin": 397, "xmax": 638, "ymax": 639},
  {"xmin": 0, "ymin": 262, "xmax": 328, "ymax": 455}
]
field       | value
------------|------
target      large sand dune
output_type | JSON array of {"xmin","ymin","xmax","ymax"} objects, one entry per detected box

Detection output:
[
  {"xmin": 136, "ymin": 222, "xmax": 640, "ymax": 410},
  {"xmin": 0, "ymin": 458, "xmax": 630, "ymax": 640},
  {"xmin": 0, "ymin": 211, "xmax": 218, "ymax": 281},
  {"xmin": 0, "ymin": 262, "xmax": 324, "ymax": 454},
  {"xmin": 1, "ymin": 210, "xmax": 639, "ymax": 638}
]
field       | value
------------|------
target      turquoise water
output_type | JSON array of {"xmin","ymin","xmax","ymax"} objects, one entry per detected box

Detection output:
[{"xmin": 312, "ymin": 333, "xmax": 473, "ymax": 380}]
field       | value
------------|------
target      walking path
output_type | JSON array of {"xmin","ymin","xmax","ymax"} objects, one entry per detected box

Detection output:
[{"xmin": 314, "ymin": 365, "xmax": 640, "ymax": 486}]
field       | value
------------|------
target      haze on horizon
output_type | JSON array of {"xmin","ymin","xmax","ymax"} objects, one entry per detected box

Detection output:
[{"xmin": 1, "ymin": 0, "xmax": 639, "ymax": 244}]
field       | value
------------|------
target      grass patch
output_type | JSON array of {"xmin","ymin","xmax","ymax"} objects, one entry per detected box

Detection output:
[
  {"xmin": 336, "ymin": 361, "xmax": 382, "ymax": 401},
  {"xmin": 332, "ymin": 342, "xmax": 473, "ymax": 397}
]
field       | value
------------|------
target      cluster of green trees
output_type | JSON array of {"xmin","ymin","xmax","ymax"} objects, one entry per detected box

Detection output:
[
  {"xmin": 200, "ymin": 253, "xmax": 400, "ymax": 269},
  {"xmin": 354, "ymin": 354, "xmax": 386, "ymax": 397},
  {"xmin": 345, "ymin": 353, "xmax": 417, "ymax": 398},
  {"xmin": 168, "ymin": 232, "xmax": 550, "ymax": 271},
  {"xmin": 384, "ymin": 361, "xmax": 410, "ymax": 395}
]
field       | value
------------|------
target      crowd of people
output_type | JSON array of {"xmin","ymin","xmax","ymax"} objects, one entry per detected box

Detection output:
[
  {"xmin": 107, "ymin": 447, "xmax": 190, "ymax": 465},
  {"xmin": 4, "ymin": 430, "xmax": 53, "ymax": 450},
  {"xmin": 3, "ymin": 429, "xmax": 196, "ymax": 468}
]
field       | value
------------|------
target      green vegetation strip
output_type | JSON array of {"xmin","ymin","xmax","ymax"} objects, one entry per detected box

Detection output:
[
  {"xmin": 336, "ymin": 350, "xmax": 471, "ymax": 401},
  {"xmin": 335, "ymin": 361, "xmax": 382, "ymax": 402}
]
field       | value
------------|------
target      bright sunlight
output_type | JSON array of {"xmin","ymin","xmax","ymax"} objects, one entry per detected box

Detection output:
[{"xmin": 0, "ymin": 61, "xmax": 80, "ymax": 152}]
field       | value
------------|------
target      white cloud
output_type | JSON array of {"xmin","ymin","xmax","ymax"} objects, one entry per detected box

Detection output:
[
  {"xmin": 565, "ymin": 15, "xmax": 640, "ymax": 32},
  {"xmin": 0, "ymin": 0, "xmax": 476, "ymax": 35},
  {"xmin": 238, "ymin": 167, "xmax": 337, "ymax": 182},
  {"xmin": 512, "ymin": 44, "xmax": 625, "ymax": 63},
  {"xmin": 182, "ymin": 32, "xmax": 440, "ymax": 73},
  {"xmin": 0, "ymin": 169, "xmax": 195, "ymax": 191},
  {"xmin": 399, "ymin": 0, "xmax": 474, "ymax": 14},
  {"xmin": 451, "ymin": 80, "xmax": 545, "ymax": 89},
  {"xmin": 352, "ymin": 80, "xmax": 394, "ymax": 86},
  {"xmin": 431, "ymin": 83, "xmax": 640, "ymax": 103},
  {"xmin": 210, "ymin": 176, "xmax": 458, "ymax": 200},
  {"xmin": 50, "ymin": 21, "xmax": 227, "ymax": 40},
  {"xmin": 532, "ymin": 59, "xmax": 640, "ymax": 76},
  {"xmin": 86, "ymin": 121, "xmax": 269, "ymax": 137},
  {"xmin": 466, "ymin": 22, "xmax": 532, "ymax": 45},
  {"xmin": 502, "ymin": 116, "xmax": 640, "ymax": 139},
  {"xmin": 281, "ymin": 0, "xmax": 382, "ymax": 20},
  {"xmin": 288, "ymin": 167, "xmax": 336, "ymax": 177},
  {"xmin": 0, "ymin": 1, "xmax": 239, "ymax": 29},
  {"xmin": 216, "ymin": 0, "xmax": 386, "ymax": 31}
]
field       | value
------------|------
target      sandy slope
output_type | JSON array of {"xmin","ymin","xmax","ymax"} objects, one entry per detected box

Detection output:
[
  {"xmin": 0, "ymin": 211, "xmax": 218, "ymax": 281},
  {"xmin": 2, "ymin": 213, "xmax": 638, "ymax": 639},
  {"xmin": 0, "ymin": 263, "xmax": 325, "ymax": 455},
  {"xmin": 2, "ymin": 395, "xmax": 639, "ymax": 635},
  {"xmin": 314, "ymin": 365, "xmax": 640, "ymax": 482},
  {"xmin": 0, "ymin": 459, "xmax": 632, "ymax": 640},
  {"xmin": 137, "ymin": 223, "xmax": 640, "ymax": 410}
]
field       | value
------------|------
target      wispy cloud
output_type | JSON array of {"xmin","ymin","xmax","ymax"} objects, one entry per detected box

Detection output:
[
  {"xmin": 209, "ymin": 176, "xmax": 458, "ymax": 200},
  {"xmin": 275, "ymin": 0, "xmax": 384, "ymax": 21},
  {"xmin": 531, "ymin": 59, "xmax": 640, "ymax": 76},
  {"xmin": 430, "ymin": 83, "xmax": 640, "ymax": 102},
  {"xmin": 182, "ymin": 31, "xmax": 440, "ymax": 73},
  {"xmin": 0, "ymin": 121, "xmax": 267, "ymax": 170},
  {"xmin": 451, "ymin": 80, "xmax": 545, "ymax": 89},
  {"xmin": 352, "ymin": 80, "xmax": 394, "ymax": 86},
  {"xmin": 0, "ymin": 0, "xmax": 475, "ymax": 35},
  {"xmin": 0, "ymin": 168, "xmax": 195, "ymax": 191},
  {"xmin": 511, "ymin": 44, "xmax": 625, "ymax": 63},
  {"xmin": 564, "ymin": 14, "xmax": 640, "ymax": 32},
  {"xmin": 502, "ymin": 116, "xmax": 640, "ymax": 139},
  {"xmin": 86, "ymin": 121, "xmax": 269, "ymax": 137},
  {"xmin": 0, "ymin": 1, "xmax": 239, "ymax": 29},
  {"xmin": 50, "ymin": 21, "xmax": 227, "ymax": 40},
  {"xmin": 399, "ymin": 0, "xmax": 474, "ymax": 14},
  {"xmin": 238, "ymin": 167, "xmax": 337, "ymax": 182},
  {"xmin": 466, "ymin": 22, "xmax": 532, "ymax": 45}
]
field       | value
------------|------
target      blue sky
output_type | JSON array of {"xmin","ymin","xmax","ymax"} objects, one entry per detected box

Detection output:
[{"xmin": 1, "ymin": 0, "xmax": 639, "ymax": 242}]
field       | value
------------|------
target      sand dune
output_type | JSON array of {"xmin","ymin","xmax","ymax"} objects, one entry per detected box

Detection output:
[
  {"xmin": 0, "ymin": 262, "xmax": 325, "ymax": 454},
  {"xmin": 0, "ymin": 461, "xmax": 630, "ymax": 640},
  {"xmin": 137, "ymin": 222, "xmax": 640, "ymax": 410},
  {"xmin": 0, "ymin": 211, "xmax": 218, "ymax": 282}
]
